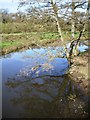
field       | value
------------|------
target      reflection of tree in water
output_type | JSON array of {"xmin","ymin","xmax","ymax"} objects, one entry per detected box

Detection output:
[{"xmin": 6, "ymin": 74, "xmax": 88, "ymax": 118}]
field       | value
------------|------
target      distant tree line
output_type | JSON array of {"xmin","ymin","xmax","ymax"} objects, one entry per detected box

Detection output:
[{"xmin": 0, "ymin": 0, "xmax": 88, "ymax": 34}]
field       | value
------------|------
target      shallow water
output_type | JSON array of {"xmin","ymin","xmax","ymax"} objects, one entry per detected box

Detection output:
[{"xmin": 1, "ymin": 43, "xmax": 89, "ymax": 118}]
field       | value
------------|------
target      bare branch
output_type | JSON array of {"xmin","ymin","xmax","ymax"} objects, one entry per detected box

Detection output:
[{"xmin": 74, "ymin": 1, "xmax": 87, "ymax": 9}]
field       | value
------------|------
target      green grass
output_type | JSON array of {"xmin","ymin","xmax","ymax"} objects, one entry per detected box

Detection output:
[
  {"xmin": 40, "ymin": 32, "xmax": 59, "ymax": 40},
  {"xmin": 0, "ymin": 31, "xmax": 87, "ymax": 55},
  {"xmin": 0, "ymin": 41, "xmax": 20, "ymax": 48}
]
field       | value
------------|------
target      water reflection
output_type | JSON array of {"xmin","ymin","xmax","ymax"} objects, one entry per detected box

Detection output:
[
  {"xmin": 4, "ymin": 75, "xmax": 88, "ymax": 118},
  {"xmin": 2, "ymin": 44, "xmax": 89, "ymax": 118}
]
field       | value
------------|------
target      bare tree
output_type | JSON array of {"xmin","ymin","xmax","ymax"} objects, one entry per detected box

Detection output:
[
  {"xmin": 50, "ymin": 0, "xmax": 63, "ymax": 41},
  {"xmin": 18, "ymin": 0, "xmax": 88, "ymax": 67},
  {"xmin": 71, "ymin": 1, "xmax": 75, "ymax": 39},
  {"xmin": 0, "ymin": 8, "xmax": 9, "ymax": 23},
  {"xmin": 71, "ymin": 0, "xmax": 87, "ymax": 39},
  {"xmin": 18, "ymin": 0, "xmax": 64, "ymax": 41}
]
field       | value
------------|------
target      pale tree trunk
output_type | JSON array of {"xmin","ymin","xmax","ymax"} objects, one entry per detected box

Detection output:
[
  {"xmin": 71, "ymin": 2, "xmax": 75, "ymax": 39},
  {"xmin": 87, "ymin": 0, "xmax": 90, "ymax": 40},
  {"xmin": 51, "ymin": 0, "xmax": 63, "ymax": 42}
]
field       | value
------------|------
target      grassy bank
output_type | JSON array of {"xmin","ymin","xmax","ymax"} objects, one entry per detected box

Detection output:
[{"xmin": 0, "ymin": 31, "xmax": 88, "ymax": 55}]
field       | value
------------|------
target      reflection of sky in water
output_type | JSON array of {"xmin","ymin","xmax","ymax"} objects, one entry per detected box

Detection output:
[
  {"xmin": 78, "ymin": 44, "xmax": 89, "ymax": 52},
  {"xmin": 66, "ymin": 43, "xmax": 89, "ymax": 52},
  {"xmin": 1, "ymin": 43, "xmax": 88, "ymax": 60},
  {"xmin": 1, "ymin": 43, "xmax": 89, "ymax": 78},
  {"xmin": 1, "ymin": 43, "xmax": 88, "ymax": 118}
]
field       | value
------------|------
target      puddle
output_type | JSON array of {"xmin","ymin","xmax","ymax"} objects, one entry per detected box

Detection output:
[{"xmin": 1, "ymin": 43, "xmax": 89, "ymax": 118}]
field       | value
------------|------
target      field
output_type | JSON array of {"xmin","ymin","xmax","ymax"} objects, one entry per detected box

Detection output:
[{"xmin": 0, "ymin": 30, "xmax": 88, "ymax": 55}]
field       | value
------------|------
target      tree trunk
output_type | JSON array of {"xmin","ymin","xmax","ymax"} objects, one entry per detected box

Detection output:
[
  {"xmin": 87, "ymin": 0, "xmax": 90, "ymax": 41},
  {"xmin": 51, "ymin": 0, "xmax": 63, "ymax": 42},
  {"xmin": 71, "ymin": 2, "xmax": 75, "ymax": 39},
  {"xmin": 68, "ymin": 30, "xmax": 83, "ymax": 66},
  {"xmin": 55, "ymin": 16, "xmax": 63, "ymax": 42}
]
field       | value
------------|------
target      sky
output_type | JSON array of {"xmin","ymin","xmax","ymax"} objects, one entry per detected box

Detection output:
[
  {"xmin": 0, "ymin": 0, "xmax": 87, "ymax": 13},
  {"xmin": 0, "ymin": 0, "xmax": 21, "ymax": 13},
  {"xmin": 0, "ymin": 0, "xmax": 50, "ymax": 13}
]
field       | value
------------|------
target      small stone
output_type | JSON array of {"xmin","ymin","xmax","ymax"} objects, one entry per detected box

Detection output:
[
  {"xmin": 60, "ymin": 99, "xmax": 62, "ymax": 102},
  {"xmin": 75, "ymin": 109, "xmax": 77, "ymax": 113}
]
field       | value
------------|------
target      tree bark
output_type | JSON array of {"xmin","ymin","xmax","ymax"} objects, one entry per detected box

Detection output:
[
  {"xmin": 51, "ymin": 0, "xmax": 63, "ymax": 42},
  {"xmin": 68, "ymin": 30, "xmax": 83, "ymax": 66},
  {"xmin": 71, "ymin": 2, "xmax": 75, "ymax": 39}
]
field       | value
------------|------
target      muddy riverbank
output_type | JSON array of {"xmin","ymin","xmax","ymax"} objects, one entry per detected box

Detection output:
[{"xmin": 69, "ymin": 51, "xmax": 89, "ymax": 94}]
